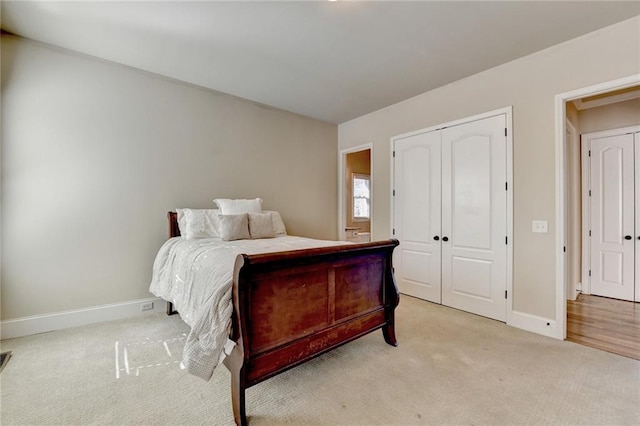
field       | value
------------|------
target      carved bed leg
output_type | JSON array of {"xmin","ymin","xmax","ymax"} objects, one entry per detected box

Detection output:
[
  {"xmin": 224, "ymin": 345, "xmax": 247, "ymax": 426},
  {"xmin": 166, "ymin": 301, "xmax": 178, "ymax": 316},
  {"xmin": 382, "ymin": 316, "xmax": 398, "ymax": 347},
  {"xmin": 230, "ymin": 368, "xmax": 248, "ymax": 426}
]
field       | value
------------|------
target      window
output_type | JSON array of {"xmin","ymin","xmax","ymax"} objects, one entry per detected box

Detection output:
[{"xmin": 352, "ymin": 173, "xmax": 370, "ymax": 220}]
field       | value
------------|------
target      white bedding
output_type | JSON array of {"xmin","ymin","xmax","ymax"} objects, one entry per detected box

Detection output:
[{"xmin": 149, "ymin": 235, "xmax": 343, "ymax": 380}]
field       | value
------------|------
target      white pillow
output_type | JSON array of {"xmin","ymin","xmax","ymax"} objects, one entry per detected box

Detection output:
[
  {"xmin": 264, "ymin": 210, "xmax": 287, "ymax": 235},
  {"xmin": 214, "ymin": 198, "xmax": 263, "ymax": 215},
  {"xmin": 218, "ymin": 214, "xmax": 250, "ymax": 241},
  {"xmin": 182, "ymin": 209, "xmax": 220, "ymax": 240},
  {"xmin": 248, "ymin": 213, "xmax": 276, "ymax": 239}
]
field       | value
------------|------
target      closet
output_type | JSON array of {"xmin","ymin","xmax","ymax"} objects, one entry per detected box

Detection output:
[
  {"xmin": 392, "ymin": 113, "xmax": 509, "ymax": 322},
  {"xmin": 582, "ymin": 125, "xmax": 640, "ymax": 302}
]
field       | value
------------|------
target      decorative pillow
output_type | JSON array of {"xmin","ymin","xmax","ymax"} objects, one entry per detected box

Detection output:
[
  {"xmin": 218, "ymin": 214, "xmax": 250, "ymax": 241},
  {"xmin": 248, "ymin": 213, "xmax": 276, "ymax": 239},
  {"xmin": 182, "ymin": 209, "xmax": 220, "ymax": 240},
  {"xmin": 214, "ymin": 198, "xmax": 263, "ymax": 215},
  {"xmin": 263, "ymin": 210, "xmax": 287, "ymax": 235}
]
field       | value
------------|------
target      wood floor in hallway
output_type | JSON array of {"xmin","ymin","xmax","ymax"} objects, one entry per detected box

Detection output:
[{"xmin": 567, "ymin": 294, "xmax": 640, "ymax": 361}]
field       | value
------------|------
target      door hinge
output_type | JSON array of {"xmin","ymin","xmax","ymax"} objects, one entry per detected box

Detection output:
[
  {"xmin": 589, "ymin": 270, "xmax": 591, "ymax": 277},
  {"xmin": 392, "ymin": 228, "xmax": 395, "ymax": 235},
  {"xmin": 588, "ymin": 150, "xmax": 591, "ymax": 157},
  {"xmin": 393, "ymin": 189, "xmax": 396, "ymax": 196},
  {"xmin": 505, "ymin": 236, "xmax": 508, "ymax": 244},
  {"xmin": 504, "ymin": 128, "xmax": 507, "ymax": 137},
  {"xmin": 589, "ymin": 230, "xmax": 591, "ymax": 237},
  {"xmin": 505, "ymin": 182, "xmax": 508, "ymax": 190},
  {"xmin": 589, "ymin": 190, "xmax": 591, "ymax": 197},
  {"xmin": 505, "ymin": 290, "xmax": 508, "ymax": 299},
  {"xmin": 393, "ymin": 150, "xmax": 396, "ymax": 158},
  {"xmin": 563, "ymin": 246, "xmax": 566, "ymax": 253}
]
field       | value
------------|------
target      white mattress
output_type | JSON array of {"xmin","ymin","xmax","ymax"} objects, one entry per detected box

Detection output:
[{"xmin": 149, "ymin": 235, "xmax": 343, "ymax": 380}]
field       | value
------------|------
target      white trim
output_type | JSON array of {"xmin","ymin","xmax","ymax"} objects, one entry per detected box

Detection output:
[
  {"xmin": 390, "ymin": 106, "xmax": 514, "ymax": 325},
  {"xmin": 580, "ymin": 132, "xmax": 591, "ymax": 296},
  {"xmin": 0, "ymin": 297, "xmax": 165, "ymax": 339},
  {"xmin": 338, "ymin": 143, "xmax": 373, "ymax": 241},
  {"xmin": 554, "ymin": 74, "xmax": 640, "ymax": 340},
  {"xmin": 509, "ymin": 310, "xmax": 557, "ymax": 339},
  {"xmin": 565, "ymin": 118, "xmax": 579, "ymax": 301},
  {"xmin": 505, "ymin": 107, "xmax": 514, "ymax": 327}
]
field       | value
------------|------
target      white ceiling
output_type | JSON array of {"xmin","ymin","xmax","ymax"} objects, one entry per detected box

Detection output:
[{"xmin": 2, "ymin": 1, "xmax": 639, "ymax": 124}]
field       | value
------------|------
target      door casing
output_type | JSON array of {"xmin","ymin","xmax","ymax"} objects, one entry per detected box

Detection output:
[
  {"xmin": 390, "ymin": 106, "xmax": 513, "ymax": 323},
  {"xmin": 338, "ymin": 143, "xmax": 373, "ymax": 241},
  {"xmin": 554, "ymin": 74, "xmax": 640, "ymax": 340}
]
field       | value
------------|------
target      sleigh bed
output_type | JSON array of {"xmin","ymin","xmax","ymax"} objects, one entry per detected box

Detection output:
[{"xmin": 153, "ymin": 211, "xmax": 399, "ymax": 425}]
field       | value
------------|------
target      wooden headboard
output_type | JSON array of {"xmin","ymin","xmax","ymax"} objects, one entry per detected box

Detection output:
[{"xmin": 168, "ymin": 211, "xmax": 180, "ymax": 238}]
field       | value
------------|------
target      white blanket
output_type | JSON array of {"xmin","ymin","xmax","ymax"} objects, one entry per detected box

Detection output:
[{"xmin": 149, "ymin": 235, "xmax": 343, "ymax": 380}]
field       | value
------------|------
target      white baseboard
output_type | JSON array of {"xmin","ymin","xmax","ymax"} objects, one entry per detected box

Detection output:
[
  {"xmin": 0, "ymin": 297, "xmax": 166, "ymax": 340},
  {"xmin": 508, "ymin": 310, "xmax": 558, "ymax": 339}
]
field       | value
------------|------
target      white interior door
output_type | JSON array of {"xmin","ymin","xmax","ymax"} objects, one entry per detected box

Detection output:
[
  {"xmin": 441, "ymin": 115, "xmax": 507, "ymax": 321},
  {"xmin": 393, "ymin": 130, "xmax": 442, "ymax": 303},
  {"xmin": 589, "ymin": 133, "xmax": 635, "ymax": 301}
]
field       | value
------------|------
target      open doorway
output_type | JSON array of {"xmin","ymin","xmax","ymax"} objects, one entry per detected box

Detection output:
[
  {"xmin": 558, "ymin": 79, "xmax": 640, "ymax": 359},
  {"xmin": 338, "ymin": 145, "xmax": 372, "ymax": 242}
]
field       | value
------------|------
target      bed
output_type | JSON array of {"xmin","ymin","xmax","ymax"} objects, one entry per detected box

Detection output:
[{"xmin": 151, "ymin": 209, "xmax": 399, "ymax": 425}]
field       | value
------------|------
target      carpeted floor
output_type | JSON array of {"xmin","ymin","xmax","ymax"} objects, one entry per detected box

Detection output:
[{"xmin": 1, "ymin": 296, "xmax": 638, "ymax": 425}]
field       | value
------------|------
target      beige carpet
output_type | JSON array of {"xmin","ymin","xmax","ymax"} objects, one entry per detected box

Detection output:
[{"xmin": 1, "ymin": 296, "xmax": 639, "ymax": 425}]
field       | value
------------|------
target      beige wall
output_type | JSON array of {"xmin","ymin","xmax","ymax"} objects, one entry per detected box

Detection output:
[
  {"xmin": 338, "ymin": 17, "xmax": 640, "ymax": 320},
  {"xmin": 1, "ymin": 35, "xmax": 337, "ymax": 320},
  {"xmin": 578, "ymin": 97, "xmax": 640, "ymax": 134}
]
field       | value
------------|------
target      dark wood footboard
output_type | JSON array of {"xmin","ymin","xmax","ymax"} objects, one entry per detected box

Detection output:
[
  {"xmin": 224, "ymin": 240, "xmax": 399, "ymax": 425},
  {"xmin": 166, "ymin": 212, "xmax": 399, "ymax": 425}
]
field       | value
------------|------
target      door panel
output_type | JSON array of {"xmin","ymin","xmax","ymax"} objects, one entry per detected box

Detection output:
[
  {"xmin": 590, "ymin": 133, "xmax": 634, "ymax": 301},
  {"xmin": 450, "ymin": 256, "xmax": 493, "ymax": 300},
  {"xmin": 451, "ymin": 136, "xmax": 492, "ymax": 249},
  {"xmin": 393, "ymin": 130, "xmax": 442, "ymax": 303},
  {"xmin": 441, "ymin": 115, "xmax": 507, "ymax": 321}
]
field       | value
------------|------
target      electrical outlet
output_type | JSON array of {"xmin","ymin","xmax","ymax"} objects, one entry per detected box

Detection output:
[
  {"xmin": 532, "ymin": 220, "xmax": 548, "ymax": 233},
  {"xmin": 140, "ymin": 301, "xmax": 154, "ymax": 311}
]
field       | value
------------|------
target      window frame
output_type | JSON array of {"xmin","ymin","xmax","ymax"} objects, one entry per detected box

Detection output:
[{"xmin": 352, "ymin": 173, "xmax": 371, "ymax": 222}]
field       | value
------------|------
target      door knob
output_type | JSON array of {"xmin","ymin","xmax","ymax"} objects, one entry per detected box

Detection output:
[
  {"xmin": 433, "ymin": 236, "xmax": 440, "ymax": 241},
  {"xmin": 625, "ymin": 235, "xmax": 632, "ymax": 240},
  {"xmin": 442, "ymin": 236, "xmax": 449, "ymax": 242}
]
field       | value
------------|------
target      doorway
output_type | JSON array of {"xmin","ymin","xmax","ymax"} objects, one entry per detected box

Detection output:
[
  {"xmin": 338, "ymin": 144, "xmax": 372, "ymax": 242},
  {"xmin": 555, "ymin": 75, "xmax": 640, "ymax": 354}
]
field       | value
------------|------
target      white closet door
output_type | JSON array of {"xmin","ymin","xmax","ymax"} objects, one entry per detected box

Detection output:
[
  {"xmin": 636, "ymin": 132, "xmax": 640, "ymax": 303},
  {"xmin": 441, "ymin": 115, "xmax": 507, "ymax": 321},
  {"xmin": 590, "ymin": 133, "xmax": 634, "ymax": 301},
  {"xmin": 393, "ymin": 130, "xmax": 442, "ymax": 303}
]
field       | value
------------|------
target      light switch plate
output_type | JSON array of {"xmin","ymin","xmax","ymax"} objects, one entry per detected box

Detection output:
[{"xmin": 532, "ymin": 220, "xmax": 548, "ymax": 233}]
